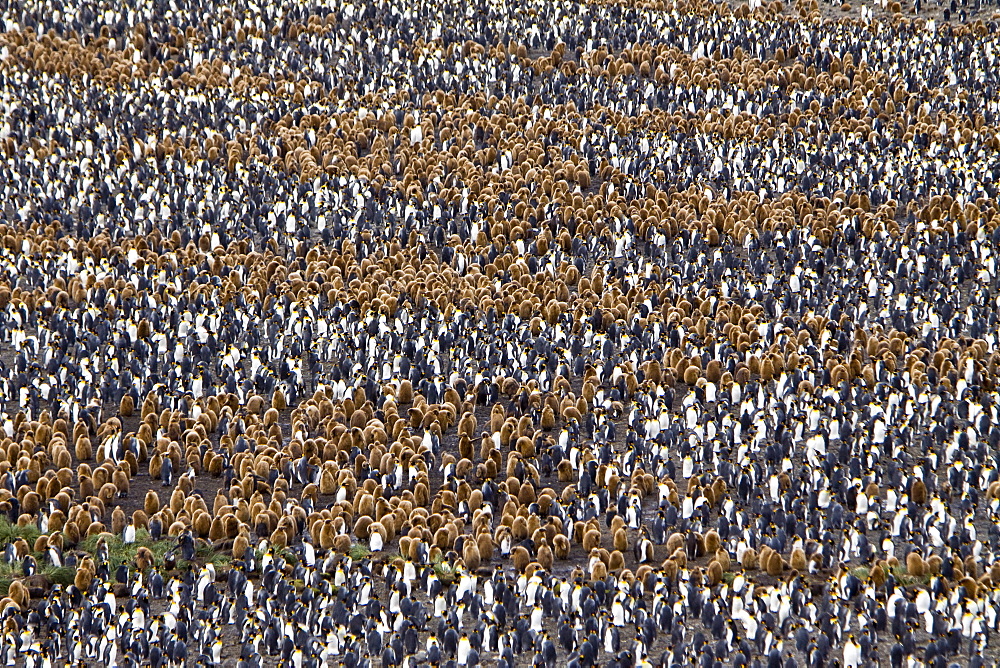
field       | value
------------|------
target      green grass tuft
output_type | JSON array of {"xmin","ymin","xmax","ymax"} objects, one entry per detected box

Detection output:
[
  {"xmin": 254, "ymin": 545, "xmax": 296, "ymax": 564},
  {"xmin": 79, "ymin": 532, "xmax": 149, "ymax": 569},
  {"xmin": 75, "ymin": 530, "xmax": 230, "ymax": 572},
  {"xmin": 195, "ymin": 544, "xmax": 232, "ymax": 570},
  {"xmin": 0, "ymin": 522, "xmax": 234, "ymax": 594},
  {"xmin": 0, "ymin": 555, "xmax": 76, "ymax": 596},
  {"xmin": 0, "ymin": 518, "xmax": 42, "ymax": 546},
  {"xmin": 0, "ymin": 556, "xmax": 75, "ymax": 580},
  {"xmin": 349, "ymin": 543, "xmax": 371, "ymax": 561},
  {"xmin": 889, "ymin": 564, "xmax": 930, "ymax": 587},
  {"xmin": 432, "ymin": 553, "xmax": 456, "ymax": 585},
  {"xmin": 49, "ymin": 566, "xmax": 75, "ymax": 586}
]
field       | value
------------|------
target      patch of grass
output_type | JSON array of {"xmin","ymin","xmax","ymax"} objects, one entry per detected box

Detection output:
[
  {"xmin": 77, "ymin": 532, "xmax": 108, "ymax": 554},
  {"xmin": 0, "ymin": 555, "xmax": 75, "ymax": 580},
  {"xmin": 850, "ymin": 566, "xmax": 870, "ymax": 581},
  {"xmin": 194, "ymin": 544, "xmax": 231, "ymax": 570},
  {"xmin": 145, "ymin": 536, "xmax": 175, "ymax": 561},
  {"xmin": 254, "ymin": 545, "xmax": 296, "ymax": 565},
  {"xmin": 0, "ymin": 518, "xmax": 42, "ymax": 546},
  {"xmin": 77, "ymin": 530, "xmax": 229, "ymax": 572},
  {"xmin": 78, "ymin": 532, "xmax": 145, "ymax": 568},
  {"xmin": 432, "ymin": 553, "xmax": 456, "ymax": 585},
  {"xmin": 890, "ymin": 564, "xmax": 930, "ymax": 587},
  {"xmin": 0, "ymin": 524, "xmax": 234, "ymax": 596},
  {"xmin": 349, "ymin": 543, "xmax": 371, "ymax": 561},
  {"xmin": 721, "ymin": 572, "xmax": 736, "ymax": 585},
  {"xmin": 48, "ymin": 566, "xmax": 75, "ymax": 586},
  {"xmin": 0, "ymin": 561, "xmax": 21, "ymax": 579},
  {"xmin": 0, "ymin": 558, "xmax": 76, "ymax": 597}
]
